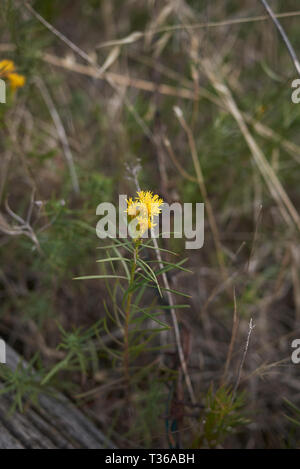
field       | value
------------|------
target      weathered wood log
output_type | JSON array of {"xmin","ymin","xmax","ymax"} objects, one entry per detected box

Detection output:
[{"xmin": 0, "ymin": 345, "xmax": 114, "ymax": 449}]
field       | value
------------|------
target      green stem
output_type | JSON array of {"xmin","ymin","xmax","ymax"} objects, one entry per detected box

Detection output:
[{"xmin": 124, "ymin": 240, "xmax": 139, "ymax": 391}]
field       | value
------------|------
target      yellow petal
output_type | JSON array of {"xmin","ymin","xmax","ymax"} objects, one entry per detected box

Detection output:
[
  {"xmin": 0, "ymin": 60, "xmax": 16, "ymax": 75},
  {"xmin": 7, "ymin": 73, "xmax": 25, "ymax": 90},
  {"xmin": 127, "ymin": 204, "xmax": 138, "ymax": 216}
]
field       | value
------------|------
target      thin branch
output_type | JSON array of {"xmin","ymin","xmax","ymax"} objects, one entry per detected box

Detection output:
[
  {"xmin": 34, "ymin": 77, "xmax": 80, "ymax": 194},
  {"xmin": 163, "ymin": 137, "xmax": 197, "ymax": 183},
  {"xmin": 152, "ymin": 236, "xmax": 196, "ymax": 405},
  {"xmin": 202, "ymin": 59, "xmax": 300, "ymax": 233},
  {"xmin": 173, "ymin": 106, "xmax": 229, "ymax": 287},
  {"xmin": 1, "ymin": 199, "xmax": 41, "ymax": 253},
  {"xmin": 24, "ymin": 3, "xmax": 154, "ymax": 143},
  {"xmin": 40, "ymin": 52, "xmax": 300, "ymax": 166},
  {"xmin": 232, "ymin": 318, "xmax": 255, "ymax": 401},
  {"xmin": 96, "ymin": 10, "xmax": 300, "ymax": 48},
  {"xmin": 25, "ymin": 2, "xmax": 93, "ymax": 66},
  {"xmin": 260, "ymin": 0, "xmax": 300, "ymax": 76},
  {"xmin": 221, "ymin": 287, "xmax": 239, "ymax": 385}
]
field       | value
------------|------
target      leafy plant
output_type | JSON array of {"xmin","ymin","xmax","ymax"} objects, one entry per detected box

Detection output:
[
  {"xmin": 0, "ymin": 354, "xmax": 48, "ymax": 413},
  {"xmin": 194, "ymin": 386, "xmax": 249, "ymax": 448}
]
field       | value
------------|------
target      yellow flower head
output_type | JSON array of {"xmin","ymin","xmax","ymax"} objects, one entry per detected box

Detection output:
[
  {"xmin": 126, "ymin": 190, "xmax": 164, "ymax": 237},
  {"xmin": 0, "ymin": 60, "xmax": 15, "ymax": 74},
  {"xmin": 126, "ymin": 197, "xmax": 139, "ymax": 217},
  {"xmin": 0, "ymin": 59, "xmax": 26, "ymax": 91}
]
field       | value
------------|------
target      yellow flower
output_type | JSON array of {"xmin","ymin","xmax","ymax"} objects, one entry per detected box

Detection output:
[
  {"xmin": 126, "ymin": 190, "xmax": 163, "ymax": 237},
  {"xmin": 126, "ymin": 197, "xmax": 139, "ymax": 217},
  {"xmin": 0, "ymin": 60, "xmax": 15, "ymax": 74},
  {"xmin": 0, "ymin": 59, "xmax": 26, "ymax": 91},
  {"xmin": 6, "ymin": 72, "xmax": 25, "ymax": 90}
]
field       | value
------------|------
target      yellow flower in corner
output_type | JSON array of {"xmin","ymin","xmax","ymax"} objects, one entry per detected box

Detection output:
[
  {"xmin": 0, "ymin": 60, "xmax": 26, "ymax": 91},
  {"xmin": 126, "ymin": 190, "xmax": 163, "ymax": 237},
  {"xmin": 0, "ymin": 60, "xmax": 15, "ymax": 73}
]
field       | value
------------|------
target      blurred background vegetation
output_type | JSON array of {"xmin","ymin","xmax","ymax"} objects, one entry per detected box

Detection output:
[{"xmin": 0, "ymin": 0, "xmax": 300, "ymax": 448}]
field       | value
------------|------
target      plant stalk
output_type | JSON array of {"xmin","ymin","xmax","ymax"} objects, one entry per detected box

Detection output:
[{"xmin": 123, "ymin": 240, "xmax": 139, "ymax": 391}]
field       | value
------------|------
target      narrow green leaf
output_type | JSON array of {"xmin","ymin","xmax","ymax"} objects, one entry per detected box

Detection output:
[{"xmin": 74, "ymin": 275, "xmax": 128, "ymax": 280}]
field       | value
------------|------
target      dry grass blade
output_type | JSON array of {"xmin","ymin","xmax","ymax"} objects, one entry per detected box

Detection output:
[
  {"xmin": 163, "ymin": 137, "xmax": 197, "ymax": 183},
  {"xmin": 246, "ymin": 115, "xmax": 300, "ymax": 165},
  {"xmin": 202, "ymin": 59, "xmax": 300, "ymax": 233},
  {"xmin": 24, "ymin": 3, "xmax": 155, "ymax": 143},
  {"xmin": 96, "ymin": 32, "xmax": 143, "ymax": 49},
  {"xmin": 290, "ymin": 243, "xmax": 300, "ymax": 320},
  {"xmin": 173, "ymin": 106, "xmax": 229, "ymax": 286},
  {"xmin": 43, "ymin": 53, "xmax": 195, "ymax": 100},
  {"xmin": 152, "ymin": 236, "xmax": 196, "ymax": 405},
  {"xmin": 232, "ymin": 318, "xmax": 255, "ymax": 401},
  {"xmin": 221, "ymin": 288, "xmax": 239, "ymax": 386},
  {"xmin": 34, "ymin": 77, "xmax": 80, "ymax": 194},
  {"xmin": 96, "ymin": 46, "xmax": 120, "ymax": 75},
  {"xmin": 259, "ymin": 0, "xmax": 300, "ymax": 76},
  {"xmin": 94, "ymin": 10, "xmax": 300, "ymax": 49}
]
